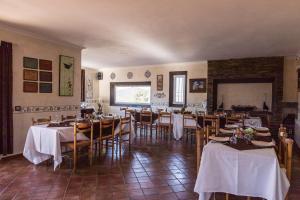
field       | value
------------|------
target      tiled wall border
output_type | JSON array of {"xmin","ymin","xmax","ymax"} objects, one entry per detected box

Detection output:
[{"xmin": 13, "ymin": 104, "xmax": 80, "ymax": 114}]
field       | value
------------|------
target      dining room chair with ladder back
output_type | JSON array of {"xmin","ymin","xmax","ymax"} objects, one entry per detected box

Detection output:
[
  {"xmin": 118, "ymin": 116, "xmax": 132, "ymax": 158},
  {"xmin": 61, "ymin": 120, "xmax": 93, "ymax": 172},
  {"xmin": 203, "ymin": 115, "xmax": 219, "ymax": 135},
  {"xmin": 32, "ymin": 116, "xmax": 51, "ymax": 125},
  {"xmin": 140, "ymin": 110, "xmax": 156, "ymax": 138},
  {"xmin": 98, "ymin": 117, "xmax": 117, "ymax": 161},
  {"xmin": 157, "ymin": 111, "xmax": 172, "ymax": 140},
  {"xmin": 196, "ymin": 128, "xmax": 205, "ymax": 171},
  {"xmin": 183, "ymin": 113, "xmax": 199, "ymax": 143}
]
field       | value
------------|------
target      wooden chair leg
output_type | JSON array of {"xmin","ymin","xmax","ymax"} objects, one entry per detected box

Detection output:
[
  {"xmin": 112, "ymin": 139, "xmax": 114, "ymax": 161},
  {"xmin": 226, "ymin": 193, "xmax": 229, "ymax": 200},
  {"xmin": 119, "ymin": 134, "xmax": 122, "ymax": 158}
]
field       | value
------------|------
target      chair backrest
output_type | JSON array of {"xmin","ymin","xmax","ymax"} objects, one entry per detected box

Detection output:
[
  {"xmin": 62, "ymin": 115, "xmax": 76, "ymax": 121},
  {"xmin": 183, "ymin": 114, "xmax": 197, "ymax": 129},
  {"xmin": 99, "ymin": 118, "xmax": 115, "ymax": 139},
  {"xmin": 203, "ymin": 115, "xmax": 219, "ymax": 134},
  {"xmin": 278, "ymin": 133, "xmax": 294, "ymax": 181},
  {"xmin": 140, "ymin": 110, "xmax": 152, "ymax": 124},
  {"xmin": 32, "ymin": 116, "xmax": 51, "ymax": 125},
  {"xmin": 205, "ymin": 125, "xmax": 214, "ymax": 144},
  {"xmin": 226, "ymin": 116, "xmax": 242, "ymax": 125},
  {"xmin": 125, "ymin": 109, "xmax": 135, "ymax": 118},
  {"xmin": 120, "ymin": 116, "xmax": 131, "ymax": 135},
  {"xmin": 196, "ymin": 128, "xmax": 205, "ymax": 171},
  {"xmin": 158, "ymin": 112, "xmax": 172, "ymax": 125}
]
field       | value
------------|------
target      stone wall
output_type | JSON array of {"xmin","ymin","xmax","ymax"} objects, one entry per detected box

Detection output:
[{"xmin": 207, "ymin": 57, "xmax": 284, "ymax": 134}]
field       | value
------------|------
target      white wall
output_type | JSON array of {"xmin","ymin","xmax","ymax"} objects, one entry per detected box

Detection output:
[
  {"xmin": 0, "ymin": 28, "xmax": 82, "ymax": 154},
  {"xmin": 98, "ymin": 61, "xmax": 208, "ymax": 114},
  {"xmin": 217, "ymin": 83, "xmax": 272, "ymax": 110}
]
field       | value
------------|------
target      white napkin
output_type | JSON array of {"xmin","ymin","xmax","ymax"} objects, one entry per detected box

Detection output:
[
  {"xmin": 251, "ymin": 140, "xmax": 275, "ymax": 147},
  {"xmin": 255, "ymin": 132, "xmax": 271, "ymax": 137},
  {"xmin": 219, "ymin": 128, "xmax": 234, "ymax": 134},
  {"xmin": 209, "ymin": 136, "xmax": 230, "ymax": 142},
  {"xmin": 254, "ymin": 127, "xmax": 269, "ymax": 132},
  {"xmin": 225, "ymin": 124, "xmax": 239, "ymax": 129}
]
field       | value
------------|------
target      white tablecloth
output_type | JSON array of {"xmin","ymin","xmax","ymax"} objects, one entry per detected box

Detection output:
[
  {"xmin": 23, "ymin": 125, "xmax": 88, "ymax": 170},
  {"xmin": 244, "ymin": 117, "xmax": 262, "ymax": 128},
  {"xmin": 194, "ymin": 142, "xmax": 290, "ymax": 200},
  {"xmin": 172, "ymin": 114, "xmax": 198, "ymax": 140}
]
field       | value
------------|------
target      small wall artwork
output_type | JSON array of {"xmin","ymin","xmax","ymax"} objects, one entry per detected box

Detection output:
[
  {"xmin": 23, "ymin": 69, "xmax": 38, "ymax": 81},
  {"xmin": 157, "ymin": 74, "xmax": 163, "ymax": 91},
  {"xmin": 86, "ymin": 76, "xmax": 93, "ymax": 99},
  {"xmin": 39, "ymin": 71, "xmax": 52, "ymax": 82},
  {"xmin": 39, "ymin": 82, "xmax": 52, "ymax": 93},
  {"xmin": 189, "ymin": 78, "xmax": 207, "ymax": 93},
  {"xmin": 23, "ymin": 57, "xmax": 38, "ymax": 69},
  {"xmin": 23, "ymin": 81, "xmax": 38, "ymax": 93},
  {"xmin": 23, "ymin": 56, "xmax": 53, "ymax": 93},
  {"xmin": 59, "ymin": 55, "xmax": 74, "ymax": 96},
  {"xmin": 39, "ymin": 59, "xmax": 52, "ymax": 70}
]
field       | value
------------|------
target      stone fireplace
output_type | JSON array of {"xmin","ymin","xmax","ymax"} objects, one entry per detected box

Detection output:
[{"xmin": 207, "ymin": 57, "xmax": 284, "ymax": 133}]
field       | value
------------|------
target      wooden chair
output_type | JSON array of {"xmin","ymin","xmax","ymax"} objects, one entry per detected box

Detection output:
[
  {"xmin": 226, "ymin": 116, "xmax": 242, "ymax": 125},
  {"xmin": 203, "ymin": 115, "xmax": 219, "ymax": 135},
  {"xmin": 183, "ymin": 114, "xmax": 198, "ymax": 143},
  {"xmin": 158, "ymin": 112, "xmax": 172, "ymax": 140},
  {"xmin": 278, "ymin": 128, "xmax": 294, "ymax": 181},
  {"xmin": 32, "ymin": 116, "xmax": 51, "ymax": 125},
  {"xmin": 196, "ymin": 128, "xmax": 205, "ymax": 171},
  {"xmin": 61, "ymin": 115, "xmax": 76, "ymax": 121},
  {"xmin": 61, "ymin": 120, "xmax": 93, "ymax": 172},
  {"xmin": 205, "ymin": 125, "xmax": 216, "ymax": 144},
  {"xmin": 98, "ymin": 118, "xmax": 116, "ymax": 160},
  {"xmin": 118, "ymin": 116, "xmax": 132, "ymax": 157},
  {"xmin": 140, "ymin": 110, "xmax": 156, "ymax": 137}
]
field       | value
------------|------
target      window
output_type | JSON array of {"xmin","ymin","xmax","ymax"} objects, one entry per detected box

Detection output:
[
  {"xmin": 169, "ymin": 71, "xmax": 187, "ymax": 107},
  {"xmin": 110, "ymin": 82, "xmax": 151, "ymax": 106}
]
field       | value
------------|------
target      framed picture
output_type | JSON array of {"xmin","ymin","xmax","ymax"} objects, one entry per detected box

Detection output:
[
  {"xmin": 157, "ymin": 74, "xmax": 163, "ymax": 91},
  {"xmin": 39, "ymin": 83, "xmax": 52, "ymax": 93},
  {"xmin": 23, "ymin": 81, "xmax": 38, "ymax": 93},
  {"xmin": 189, "ymin": 78, "xmax": 206, "ymax": 93},
  {"xmin": 23, "ymin": 57, "xmax": 38, "ymax": 69},
  {"xmin": 23, "ymin": 69, "xmax": 38, "ymax": 81},
  {"xmin": 59, "ymin": 55, "xmax": 74, "ymax": 96}
]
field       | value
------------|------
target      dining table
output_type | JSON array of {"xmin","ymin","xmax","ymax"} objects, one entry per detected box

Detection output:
[
  {"xmin": 23, "ymin": 118, "xmax": 131, "ymax": 170},
  {"xmin": 133, "ymin": 111, "xmax": 202, "ymax": 140},
  {"xmin": 194, "ymin": 138, "xmax": 290, "ymax": 200}
]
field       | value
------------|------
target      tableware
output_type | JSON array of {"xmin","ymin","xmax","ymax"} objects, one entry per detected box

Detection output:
[
  {"xmin": 255, "ymin": 132, "xmax": 271, "ymax": 137},
  {"xmin": 251, "ymin": 140, "xmax": 275, "ymax": 147},
  {"xmin": 219, "ymin": 128, "xmax": 234, "ymax": 134},
  {"xmin": 225, "ymin": 124, "xmax": 239, "ymax": 129},
  {"xmin": 254, "ymin": 127, "xmax": 269, "ymax": 132},
  {"xmin": 209, "ymin": 136, "xmax": 230, "ymax": 142}
]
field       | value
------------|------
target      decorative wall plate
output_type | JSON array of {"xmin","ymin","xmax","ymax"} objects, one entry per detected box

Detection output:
[
  {"xmin": 144, "ymin": 70, "xmax": 151, "ymax": 78},
  {"xmin": 127, "ymin": 72, "xmax": 133, "ymax": 79},
  {"xmin": 110, "ymin": 72, "xmax": 116, "ymax": 80}
]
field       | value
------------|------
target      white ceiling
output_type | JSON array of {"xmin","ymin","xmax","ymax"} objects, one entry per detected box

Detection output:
[{"xmin": 1, "ymin": 0, "xmax": 300, "ymax": 68}]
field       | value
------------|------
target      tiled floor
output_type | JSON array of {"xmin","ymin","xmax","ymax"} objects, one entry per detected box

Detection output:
[{"xmin": 0, "ymin": 133, "xmax": 300, "ymax": 200}]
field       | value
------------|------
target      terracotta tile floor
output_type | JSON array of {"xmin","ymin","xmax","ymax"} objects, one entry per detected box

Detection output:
[{"xmin": 0, "ymin": 133, "xmax": 300, "ymax": 200}]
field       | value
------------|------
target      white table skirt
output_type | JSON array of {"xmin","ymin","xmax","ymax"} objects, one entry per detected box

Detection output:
[
  {"xmin": 194, "ymin": 142, "xmax": 290, "ymax": 200},
  {"xmin": 158, "ymin": 114, "xmax": 198, "ymax": 140},
  {"xmin": 23, "ymin": 125, "xmax": 89, "ymax": 170},
  {"xmin": 23, "ymin": 122, "xmax": 134, "ymax": 170}
]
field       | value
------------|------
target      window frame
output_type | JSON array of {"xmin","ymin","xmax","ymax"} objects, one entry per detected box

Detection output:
[
  {"xmin": 169, "ymin": 71, "xmax": 187, "ymax": 107},
  {"xmin": 110, "ymin": 81, "xmax": 151, "ymax": 107}
]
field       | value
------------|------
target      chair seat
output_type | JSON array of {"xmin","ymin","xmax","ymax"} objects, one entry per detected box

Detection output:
[
  {"xmin": 62, "ymin": 140, "xmax": 90, "ymax": 149},
  {"xmin": 159, "ymin": 123, "xmax": 172, "ymax": 126}
]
